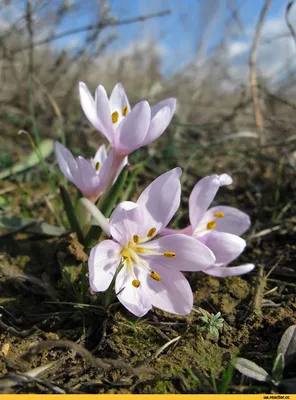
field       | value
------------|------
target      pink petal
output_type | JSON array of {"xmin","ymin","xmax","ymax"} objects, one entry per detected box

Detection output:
[
  {"xmin": 97, "ymin": 148, "xmax": 115, "ymax": 188},
  {"xmin": 55, "ymin": 141, "xmax": 77, "ymax": 183},
  {"xmin": 75, "ymin": 156, "xmax": 101, "ymax": 198},
  {"xmin": 109, "ymin": 201, "xmax": 142, "ymax": 246},
  {"xmin": 88, "ymin": 240, "xmax": 121, "ymax": 292},
  {"xmin": 95, "ymin": 85, "xmax": 115, "ymax": 143},
  {"xmin": 142, "ymin": 265, "xmax": 193, "ymax": 315},
  {"xmin": 203, "ymin": 206, "xmax": 251, "ymax": 236},
  {"xmin": 141, "ymin": 106, "xmax": 172, "ymax": 146},
  {"xmin": 79, "ymin": 82, "xmax": 105, "ymax": 133},
  {"xmin": 160, "ymin": 226, "xmax": 192, "ymax": 236},
  {"xmin": 142, "ymin": 234, "xmax": 215, "ymax": 271},
  {"xmin": 136, "ymin": 168, "xmax": 182, "ymax": 236},
  {"xmin": 115, "ymin": 101, "xmax": 151, "ymax": 155},
  {"xmin": 150, "ymin": 98, "xmax": 176, "ymax": 119},
  {"xmin": 115, "ymin": 267, "xmax": 152, "ymax": 317},
  {"xmin": 98, "ymin": 149, "xmax": 128, "ymax": 189},
  {"xmin": 109, "ymin": 83, "xmax": 131, "ymax": 114},
  {"xmin": 189, "ymin": 175, "xmax": 220, "ymax": 230},
  {"xmin": 200, "ymin": 231, "xmax": 246, "ymax": 265},
  {"xmin": 204, "ymin": 263, "xmax": 255, "ymax": 277}
]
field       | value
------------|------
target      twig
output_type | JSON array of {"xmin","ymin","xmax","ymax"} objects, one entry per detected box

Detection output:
[
  {"xmin": 249, "ymin": 265, "xmax": 265, "ymax": 316},
  {"xmin": 0, "ymin": 373, "xmax": 66, "ymax": 394},
  {"xmin": 11, "ymin": 10, "xmax": 171, "ymax": 54},
  {"xmin": 249, "ymin": 0, "xmax": 272, "ymax": 146},
  {"xmin": 285, "ymin": 2, "xmax": 296, "ymax": 48},
  {"xmin": 0, "ymin": 319, "xmax": 37, "ymax": 338},
  {"xmin": 21, "ymin": 340, "xmax": 148, "ymax": 376}
]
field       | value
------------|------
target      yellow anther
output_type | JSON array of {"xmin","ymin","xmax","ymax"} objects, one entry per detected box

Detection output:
[
  {"xmin": 111, "ymin": 111, "xmax": 119, "ymax": 123},
  {"xmin": 122, "ymin": 105, "xmax": 128, "ymax": 116},
  {"xmin": 163, "ymin": 252, "xmax": 176, "ymax": 258},
  {"xmin": 206, "ymin": 220, "xmax": 216, "ymax": 230},
  {"xmin": 134, "ymin": 247, "xmax": 145, "ymax": 253},
  {"xmin": 150, "ymin": 270, "xmax": 161, "ymax": 281},
  {"xmin": 95, "ymin": 161, "xmax": 101, "ymax": 171},
  {"xmin": 214, "ymin": 212, "xmax": 225, "ymax": 218},
  {"xmin": 147, "ymin": 227, "xmax": 156, "ymax": 237},
  {"xmin": 132, "ymin": 279, "xmax": 140, "ymax": 288},
  {"xmin": 133, "ymin": 234, "xmax": 139, "ymax": 243}
]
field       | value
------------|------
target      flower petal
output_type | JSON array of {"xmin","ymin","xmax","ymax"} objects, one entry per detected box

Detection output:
[
  {"xmin": 115, "ymin": 100, "xmax": 151, "ymax": 155},
  {"xmin": 141, "ymin": 106, "xmax": 172, "ymax": 146},
  {"xmin": 55, "ymin": 141, "xmax": 77, "ymax": 183},
  {"xmin": 203, "ymin": 206, "xmax": 251, "ymax": 236},
  {"xmin": 93, "ymin": 144, "xmax": 107, "ymax": 165},
  {"xmin": 98, "ymin": 149, "xmax": 127, "ymax": 190},
  {"xmin": 136, "ymin": 168, "xmax": 182, "ymax": 236},
  {"xmin": 109, "ymin": 201, "xmax": 142, "ymax": 246},
  {"xmin": 204, "ymin": 263, "xmax": 255, "ymax": 277},
  {"xmin": 115, "ymin": 267, "xmax": 152, "ymax": 317},
  {"xmin": 142, "ymin": 234, "xmax": 215, "ymax": 271},
  {"xmin": 109, "ymin": 83, "xmax": 131, "ymax": 114},
  {"xmin": 75, "ymin": 156, "xmax": 101, "ymax": 198},
  {"xmin": 95, "ymin": 84, "xmax": 115, "ymax": 143},
  {"xmin": 218, "ymin": 173, "xmax": 233, "ymax": 186},
  {"xmin": 88, "ymin": 240, "xmax": 121, "ymax": 292},
  {"xmin": 150, "ymin": 98, "xmax": 176, "ymax": 119},
  {"xmin": 160, "ymin": 226, "xmax": 192, "ymax": 236},
  {"xmin": 189, "ymin": 175, "xmax": 221, "ymax": 229},
  {"xmin": 142, "ymin": 265, "xmax": 193, "ymax": 315},
  {"xmin": 200, "ymin": 231, "xmax": 246, "ymax": 265},
  {"xmin": 79, "ymin": 82, "xmax": 105, "ymax": 133}
]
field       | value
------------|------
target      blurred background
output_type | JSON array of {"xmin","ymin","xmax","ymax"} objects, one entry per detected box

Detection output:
[{"xmin": 1, "ymin": 0, "xmax": 296, "ymax": 151}]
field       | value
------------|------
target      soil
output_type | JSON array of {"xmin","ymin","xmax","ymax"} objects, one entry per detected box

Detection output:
[{"xmin": 0, "ymin": 147, "xmax": 295, "ymax": 394}]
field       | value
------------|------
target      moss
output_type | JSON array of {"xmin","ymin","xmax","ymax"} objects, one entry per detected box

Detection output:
[{"xmin": 224, "ymin": 277, "xmax": 249, "ymax": 300}]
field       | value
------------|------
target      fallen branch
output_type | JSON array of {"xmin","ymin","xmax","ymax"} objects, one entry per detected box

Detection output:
[{"xmin": 21, "ymin": 339, "xmax": 150, "ymax": 376}]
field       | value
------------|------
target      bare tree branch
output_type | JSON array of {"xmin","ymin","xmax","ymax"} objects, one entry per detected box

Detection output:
[
  {"xmin": 285, "ymin": 1, "xmax": 296, "ymax": 48},
  {"xmin": 249, "ymin": 0, "xmax": 272, "ymax": 146},
  {"xmin": 10, "ymin": 9, "xmax": 172, "ymax": 54}
]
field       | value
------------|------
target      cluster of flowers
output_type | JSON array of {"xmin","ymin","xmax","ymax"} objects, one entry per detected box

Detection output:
[{"xmin": 55, "ymin": 82, "xmax": 255, "ymax": 318}]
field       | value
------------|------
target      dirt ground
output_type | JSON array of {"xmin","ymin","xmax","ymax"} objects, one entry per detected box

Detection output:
[{"xmin": 0, "ymin": 148, "xmax": 295, "ymax": 394}]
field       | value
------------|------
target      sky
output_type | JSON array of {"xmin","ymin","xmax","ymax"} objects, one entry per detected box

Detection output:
[{"xmin": 1, "ymin": 0, "xmax": 296, "ymax": 85}]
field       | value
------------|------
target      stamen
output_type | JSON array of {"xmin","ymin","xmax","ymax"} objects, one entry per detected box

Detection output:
[
  {"xmin": 111, "ymin": 111, "xmax": 119, "ymax": 123},
  {"xmin": 122, "ymin": 106, "xmax": 128, "ymax": 116},
  {"xmin": 214, "ymin": 212, "xmax": 225, "ymax": 218},
  {"xmin": 206, "ymin": 220, "xmax": 216, "ymax": 230},
  {"xmin": 121, "ymin": 249, "xmax": 130, "ymax": 258},
  {"xmin": 163, "ymin": 252, "xmax": 176, "ymax": 258},
  {"xmin": 132, "ymin": 279, "xmax": 140, "ymax": 288},
  {"xmin": 133, "ymin": 234, "xmax": 139, "ymax": 243},
  {"xmin": 95, "ymin": 161, "xmax": 101, "ymax": 171},
  {"xmin": 150, "ymin": 270, "xmax": 161, "ymax": 281},
  {"xmin": 147, "ymin": 227, "xmax": 156, "ymax": 237}
]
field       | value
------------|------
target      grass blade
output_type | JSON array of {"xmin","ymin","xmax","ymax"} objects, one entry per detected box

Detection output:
[
  {"xmin": 59, "ymin": 185, "xmax": 84, "ymax": 244},
  {"xmin": 0, "ymin": 139, "xmax": 54, "ymax": 180}
]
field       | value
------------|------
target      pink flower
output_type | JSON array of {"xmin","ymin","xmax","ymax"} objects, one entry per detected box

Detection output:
[
  {"xmin": 55, "ymin": 142, "xmax": 126, "ymax": 202},
  {"xmin": 79, "ymin": 82, "xmax": 176, "ymax": 156},
  {"xmin": 88, "ymin": 168, "xmax": 216, "ymax": 317},
  {"xmin": 161, "ymin": 174, "xmax": 255, "ymax": 277}
]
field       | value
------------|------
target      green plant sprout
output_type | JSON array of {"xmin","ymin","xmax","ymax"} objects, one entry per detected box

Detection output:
[{"xmin": 199, "ymin": 308, "xmax": 225, "ymax": 339}]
